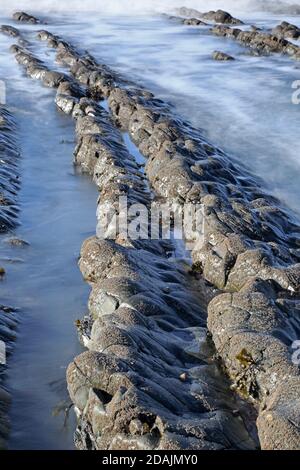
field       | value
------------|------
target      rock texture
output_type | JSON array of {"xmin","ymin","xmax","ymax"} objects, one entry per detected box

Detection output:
[
  {"xmin": 0, "ymin": 108, "xmax": 20, "ymax": 233},
  {"xmin": 202, "ymin": 9, "xmax": 243, "ymax": 25},
  {"xmin": 31, "ymin": 27, "xmax": 300, "ymax": 450},
  {"xmin": 0, "ymin": 25, "xmax": 20, "ymax": 37},
  {"xmin": 0, "ymin": 303, "xmax": 18, "ymax": 449},
  {"xmin": 176, "ymin": 7, "xmax": 203, "ymax": 18},
  {"xmin": 212, "ymin": 51, "xmax": 235, "ymax": 61},
  {"xmin": 4, "ymin": 13, "xmax": 300, "ymax": 450},
  {"xmin": 0, "ymin": 107, "xmax": 20, "ymax": 449},
  {"xmin": 9, "ymin": 32, "xmax": 258, "ymax": 450},
  {"xmin": 176, "ymin": 7, "xmax": 243, "ymax": 25},
  {"xmin": 211, "ymin": 24, "xmax": 300, "ymax": 58},
  {"xmin": 272, "ymin": 21, "xmax": 300, "ymax": 39},
  {"xmin": 182, "ymin": 18, "xmax": 207, "ymax": 26},
  {"xmin": 12, "ymin": 11, "xmax": 40, "ymax": 24}
]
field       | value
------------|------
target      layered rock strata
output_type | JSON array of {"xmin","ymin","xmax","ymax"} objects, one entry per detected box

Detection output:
[
  {"xmin": 12, "ymin": 11, "xmax": 41, "ymax": 24},
  {"xmin": 0, "ymin": 107, "xmax": 20, "ymax": 449},
  {"xmin": 175, "ymin": 7, "xmax": 243, "ymax": 25},
  {"xmin": 7, "ymin": 29, "xmax": 259, "ymax": 450},
  {"xmin": 36, "ymin": 28, "xmax": 300, "ymax": 450},
  {"xmin": 211, "ymin": 24, "xmax": 300, "ymax": 58},
  {"xmin": 6, "ymin": 15, "xmax": 300, "ymax": 450},
  {"xmin": 272, "ymin": 21, "xmax": 300, "ymax": 39}
]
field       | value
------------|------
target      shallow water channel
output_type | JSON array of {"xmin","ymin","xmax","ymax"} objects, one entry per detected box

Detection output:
[{"xmin": 0, "ymin": 31, "xmax": 98, "ymax": 449}]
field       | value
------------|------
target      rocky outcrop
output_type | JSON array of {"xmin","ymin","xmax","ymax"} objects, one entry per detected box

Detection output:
[
  {"xmin": 176, "ymin": 7, "xmax": 243, "ymax": 25},
  {"xmin": 211, "ymin": 24, "xmax": 300, "ymax": 58},
  {"xmin": 5, "ymin": 14, "xmax": 299, "ymax": 449},
  {"xmin": 32, "ymin": 28, "xmax": 300, "ymax": 450},
  {"xmin": 0, "ymin": 108, "xmax": 20, "ymax": 233},
  {"xmin": 176, "ymin": 7, "xmax": 203, "ymax": 18},
  {"xmin": 202, "ymin": 9, "xmax": 243, "ymax": 25},
  {"xmin": 207, "ymin": 279, "xmax": 300, "ymax": 450},
  {"xmin": 0, "ymin": 107, "xmax": 20, "ymax": 449},
  {"xmin": 0, "ymin": 25, "xmax": 20, "ymax": 37},
  {"xmin": 272, "ymin": 21, "xmax": 300, "ymax": 39},
  {"xmin": 0, "ymin": 304, "xmax": 18, "ymax": 449},
  {"xmin": 12, "ymin": 11, "xmax": 40, "ymax": 24},
  {"xmin": 212, "ymin": 51, "xmax": 235, "ymax": 61},
  {"xmin": 182, "ymin": 18, "xmax": 207, "ymax": 26},
  {"xmin": 7, "ymin": 32, "xmax": 258, "ymax": 450}
]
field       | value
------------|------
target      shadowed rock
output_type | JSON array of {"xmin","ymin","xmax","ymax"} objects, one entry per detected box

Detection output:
[
  {"xmin": 272, "ymin": 21, "xmax": 300, "ymax": 39},
  {"xmin": 176, "ymin": 7, "xmax": 203, "ymax": 18},
  {"xmin": 182, "ymin": 18, "xmax": 207, "ymax": 26},
  {"xmin": 28, "ymin": 27, "xmax": 300, "ymax": 450},
  {"xmin": 211, "ymin": 24, "xmax": 300, "ymax": 59},
  {"xmin": 212, "ymin": 51, "xmax": 235, "ymax": 61},
  {"xmin": 0, "ymin": 25, "xmax": 20, "ymax": 37},
  {"xmin": 202, "ymin": 9, "xmax": 243, "ymax": 25},
  {"xmin": 0, "ymin": 108, "xmax": 20, "ymax": 233},
  {"xmin": 0, "ymin": 105, "xmax": 20, "ymax": 448},
  {"xmin": 12, "ymin": 11, "xmax": 40, "ymax": 24},
  {"xmin": 23, "ymin": 31, "xmax": 259, "ymax": 450},
  {"xmin": 176, "ymin": 7, "xmax": 243, "ymax": 25}
]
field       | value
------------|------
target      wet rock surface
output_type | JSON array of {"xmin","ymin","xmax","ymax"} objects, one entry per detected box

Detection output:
[
  {"xmin": 182, "ymin": 18, "xmax": 207, "ymax": 26},
  {"xmin": 211, "ymin": 24, "xmax": 300, "ymax": 58},
  {"xmin": 2, "ymin": 12, "xmax": 300, "ymax": 450},
  {"xmin": 272, "ymin": 21, "xmax": 300, "ymax": 39},
  {"xmin": 0, "ymin": 104, "xmax": 20, "ymax": 450},
  {"xmin": 0, "ymin": 108, "xmax": 20, "ymax": 233},
  {"xmin": 176, "ymin": 7, "xmax": 203, "ymax": 18},
  {"xmin": 170, "ymin": 11, "xmax": 300, "ymax": 60},
  {"xmin": 12, "ymin": 11, "xmax": 40, "ymax": 24},
  {"xmin": 23, "ymin": 29, "xmax": 258, "ymax": 450},
  {"xmin": 212, "ymin": 51, "xmax": 235, "ymax": 61},
  {"xmin": 176, "ymin": 7, "xmax": 243, "ymax": 25},
  {"xmin": 0, "ymin": 26, "xmax": 23, "ymax": 450},
  {"xmin": 201, "ymin": 9, "xmax": 243, "ymax": 25},
  {"xmin": 0, "ymin": 25, "xmax": 20, "ymax": 37},
  {"xmin": 31, "ymin": 25, "xmax": 300, "ymax": 450}
]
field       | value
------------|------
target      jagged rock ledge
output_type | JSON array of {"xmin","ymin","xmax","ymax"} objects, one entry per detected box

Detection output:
[
  {"xmin": 175, "ymin": 7, "xmax": 243, "ymax": 25},
  {"xmin": 172, "ymin": 9, "xmax": 300, "ymax": 60},
  {"xmin": 0, "ymin": 25, "xmax": 20, "ymax": 38},
  {"xmin": 6, "ymin": 15, "xmax": 300, "ymax": 449},
  {"xmin": 7, "ymin": 27, "xmax": 259, "ymax": 450},
  {"xmin": 212, "ymin": 51, "xmax": 235, "ymax": 61},
  {"xmin": 0, "ymin": 107, "xmax": 20, "ymax": 233},
  {"xmin": 34, "ymin": 28, "xmax": 300, "ymax": 450},
  {"xmin": 272, "ymin": 21, "xmax": 300, "ymax": 39},
  {"xmin": 211, "ymin": 24, "xmax": 300, "ymax": 58},
  {"xmin": 12, "ymin": 11, "xmax": 41, "ymax": 24},
  {"xmin": 0, "ymin": 107, "xmax": 20, "ymax": 449}
]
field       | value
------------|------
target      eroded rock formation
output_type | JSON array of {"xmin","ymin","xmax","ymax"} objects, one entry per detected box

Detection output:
[
  {"xmin": 2, "ymin": 11, "xmax": 300, "ymax": 450},
  {"xmin": 0, "ymin": 107, "xmax": 20, "ymax": 449}
]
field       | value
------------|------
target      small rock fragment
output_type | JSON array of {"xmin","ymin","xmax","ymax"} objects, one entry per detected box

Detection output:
[{"xmin": 212, "ymin": 50, "xmax": 235, "ymax": 61}]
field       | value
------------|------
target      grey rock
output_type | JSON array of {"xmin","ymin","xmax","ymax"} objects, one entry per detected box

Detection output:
[
  {"xmin": 202, "ymin": 9, "xmax": 243, "ymax": 25},
  {"xmin": 12, "ymin": 11, "xmax": 40, "ymax": 24},
  {"xmin": 212, "ymin": 50, "xmax": 235, "ymax": 61},
  {"xmin": 272, "ymin": 21, "xmax": 300, "ymax": 39},
  {"xmin": 0, "ymin": 25, "xmax": 20, "ymax": 37},
  {"xmin": 183, "ymin": 18, "xmax": 207, "ymax": 26}
]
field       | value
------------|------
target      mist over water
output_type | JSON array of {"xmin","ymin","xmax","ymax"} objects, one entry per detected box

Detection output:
[{"xmin": 1, "ymin": 0, "xmax": 300, "ymax": 15}]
